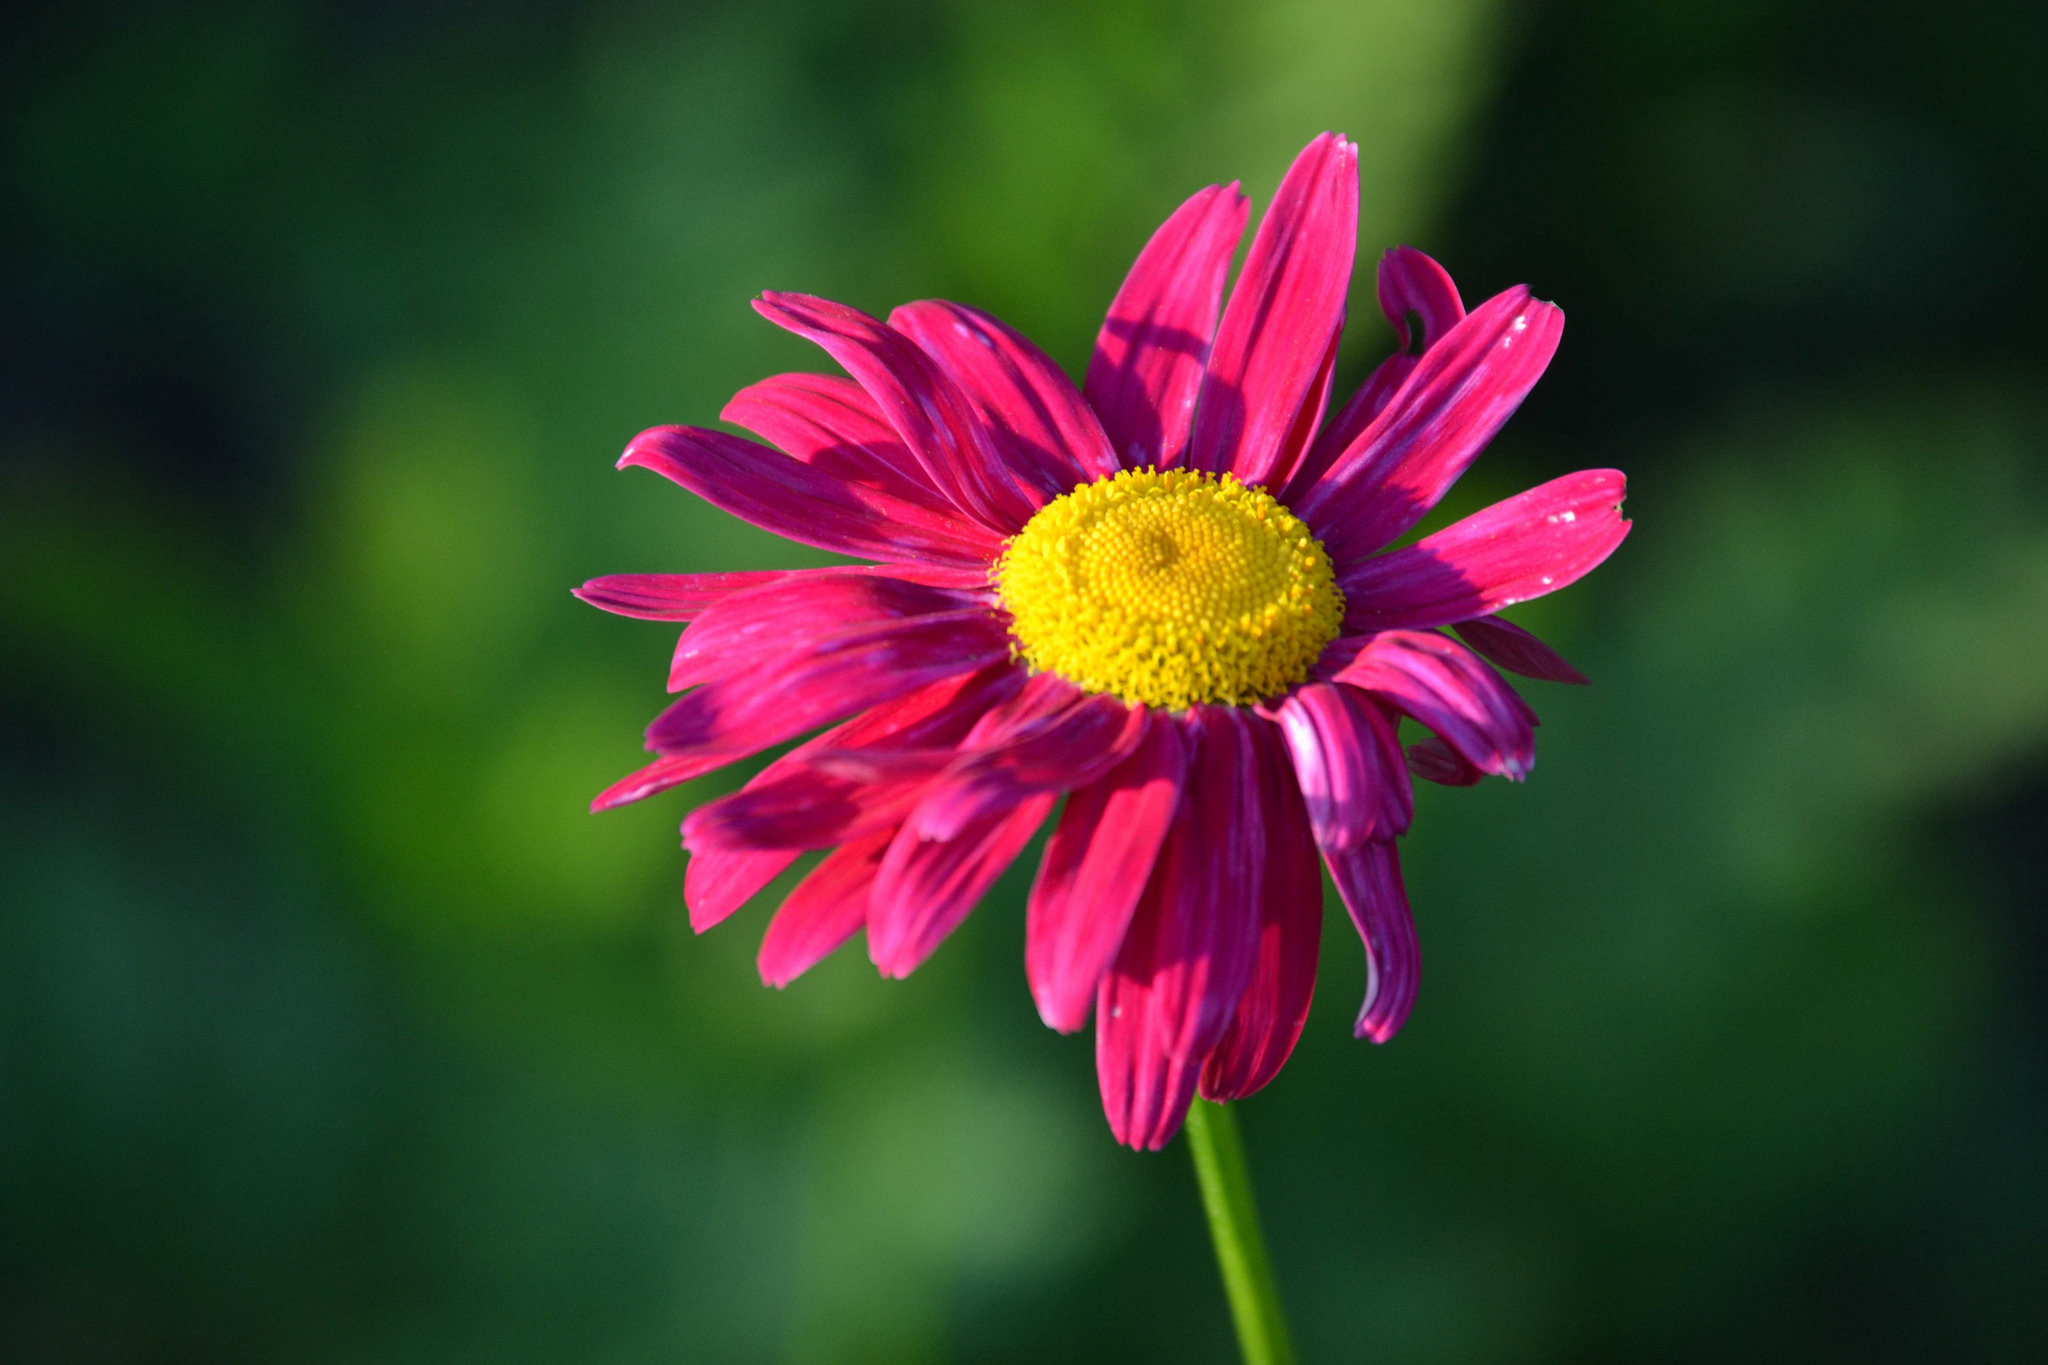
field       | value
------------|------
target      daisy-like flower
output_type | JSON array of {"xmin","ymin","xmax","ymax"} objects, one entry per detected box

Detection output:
[{"xmin": 581, "ymin": 133, "xmax": 1628, "ymax": 1149}]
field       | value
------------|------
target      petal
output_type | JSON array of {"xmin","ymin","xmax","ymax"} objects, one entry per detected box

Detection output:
[
  {"xmin": 1025, "ymin": 714, "xmax": 1188, "ymax": 1033},
  {"xmin": 1407, "ymin": 735, "xmax": 1481, "ymax": 787},
  {"xmin": 754, "ymin": 292, "xmax": 1036, "ymax": 531},
  {"xmin": 756, "ymin": 828, "xmax": 895, "ymax": 987},
  {"xmin": 574, "ymin": 570, "xmax": 791, "ymax": 622},
  {"xmin": 1333, "ymin": 630, "xmax": 1536, "ymax": 781},
  {"xmin": 1324, "ymin": 840, "xmax": 1419, "ymax": 1042},
  {"xmin": 1092, "ymin": 707, "xmax": 1266, "ymax": 1149},
  {"xmin": 865, "ymin": 792, "xmax": 1056, "ymax": 979},
  {"xmin": 620, "ymin": 425, "xmax": 1004, "ymax": 567},
  {"xmin": 1339, "ymin": 469, "xmax": 1631, "ymax": 630},
  {"xmin": 644, "ymin": 610, "xmax": 1009, "ymax": 770},
  {"xmin": 1453, "ymin": 615, "xmax": 1589, "ymax": 685},
  {"xmin": 1273, "ymin": 681, "xmax": 1411, "ymax": 848},
  {"xmin": 908, "ymin": 693, "xmax": 1146, "ymax": 842},
  {"xmin": 722, "ymin": 371, "xmax": 951, "ymax": 507},
  {"xmin": 685, "ymin": 846, "xmax": 798, "ymax": 933},
  {"xmin": 1187, "ymin": 133, "xmax": 1359, "ymax": 487},
  {"xmin": 890, "ymin": 299, "xmax": 1116, "ymax": 494},
  {"xmin": 1297, "ymin": 287, "xmax": 1565, "ymax": 563},
  {"xmin": 1084, "ymin": 182, "xmax": 1249, "ymax": 469},
  {"xmin": 668, "ymin": 572, "xmax": 978, "ymax": 691},
  {"xmin": 1198, "ymin": 716, "xmax": 1323, "ymax": 1101},
  {"xmin": 590, "ymin": 751, "xmax": 723, "ymax": 813}
]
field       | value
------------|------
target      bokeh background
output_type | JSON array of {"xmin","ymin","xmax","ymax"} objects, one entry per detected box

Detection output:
[{"xmin": 6, "ymin": 1, "xmax": 2046, "ymax": 1360}]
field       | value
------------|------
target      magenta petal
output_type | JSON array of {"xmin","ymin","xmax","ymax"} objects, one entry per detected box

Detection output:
[
  {"xmin": 590, "ymin": 752, "xmax": 723, "ymax": 812},
  {"xmin": 1324, "ymin": 840, "xmax": 1419, "ymax": 1042},
  {"xmin": 1377, "ymin": 245, "xmax": 1466, "ymax": 356},
  {"xmin": 668, "ymin": 572, "xmax": 977, "ymax": 691},
  {"xmin": 644, "ymin": 610, "xmax": 1008, "ymax": 771},
  {"xmin": 574, "ymin": 571, "xmax": 789, "ymax": 622},
  {"xmin": 1273, "ymin": 681, "xmax": 1411, "ymax": 848},
  {"xmin": 722, "ymin": 371, "xmax": 951, "ymax": 507},
  {"xmin": 1340, "ymin": 469, "xmax": 1631, "ymax": 630},
  {"xmin": 685, "ymin": 845, "xmax": 798, "ymax": 933},
  {"xmin": 865, "ymin": 793, "xmax": 1056, "ymax": 979},
  {"xmin": 1188, "ymin": 133, "xmax": 1359, "ymax": 487},
  {"xmin": 620, "ymin": 425, "xmax": 1003, "ymax": 567},
  {"xmin": 756, "ymin": 829, "xmax": 894, "ymax": 987},
  {"xmin": 1298, "ymin": 287, "xmax": 1566, "ymax": 563},
  {"xmin": 1453, "ymin": 615, "xmax": 1589, "ymax": 685},
  {"xmin": 754, "ymin": 292, "xmax": 1036, "ymax": 531},
  {"xmin": 1333, "ymin": 630, "xmax": 1536, "ymax": 781},
  {"xmin": 1199, "ymin": 720, "xmax": 1322, "ymax": 1101},
  {"xmin": 909, "ymin": 694, "xmax": 1145, "ymax": 842},
  {"xmin": 1025, "ymin": 714, "xmax": 1188, "ymax": 1033},
  {"xmin": 1085, "ymin": 182, "xmax": 1249, "ymax": 469},
  {"xmin": 890, "ymin": 299, "xmax": 1116, "ymax": 494},
  {"xmin": 1407, "ymin": 735, "xmax": 1482, "ymax": 787}
]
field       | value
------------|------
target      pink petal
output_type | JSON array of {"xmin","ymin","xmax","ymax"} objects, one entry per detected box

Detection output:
[
  {"xmin": 1452, "ymin": 615, "xmax": 1589, "ymax": 685},
  {"xmin": 643, "ymin": 610, "xmax": 1009, "ymax": 768},
  {"xmin": 890, "ymin": 299, "xmax": 1116, "ymax": 495},
  {"xmin": 1333, "ymin": 630, "xmax": 1536, "ymax": 781},
  {"xmin": 754, "ymin": 292, "xmax": 1037, "ymax": 531},
  {"xmin": 865, "ymin": 792, "xmax": 1056, "ymax": 979},
  {"xmin": 1324, "ymin": 840, "xmax": 1419, "ymax": 1042},
  {"xmin": 1199, "ymin": 719, "xmax": 1323, "ymax": 1101},
  {"xmin": 722, "ymin": 371, "xmax": 952, "ymax": 507},
  {"xmin": 1186, "ymin": 134, "xmax": 1358, "ymax": 487},
  {"xmin": 1407, "ymin": 735, "xmax": 1481, "ymax": 787},
  {"xmin": 1024, "ymin": 714, "xmax": 1188, "ymax": 1033},
  {"xmin": 1272, "ymin": 681, "xmax": 1411, "ymax": 848},
  {"xmin": 574, "ymin": 571, "xmax": 791, "ymax": 622},
  {"xmin": 1093, "ymin": 707, "xmax": 1266, "ymax": 1149},
  {"xmin": 1084, "ymin": 182, "xmax": 1248, "ymax": 469},
  {"xmin": 908, "ymin": 692, "xmax": 1146, "ymax": 842},
  {"xmin": 1339, "ymin": 469, "xmax": 1631, "ymax": 630},
  {"xmin": 1297, "ymin": 287, "xmax": 1565, "ymax": 564},
  {"xmin": 668, "ymin": 573, "xmax": 978, "ymax": 691},
  {"xmin": 620, "ymin": 425, "xmax": 1004, "ymax": 567},
  {"xmin": 590, "ymin": 752, "xmax": 723, "ymax": 812},
  {"xmin": 756, "ymin": 829, "xmax": 895, "ymax": 987},
  {"xmin": 1262, "ymin": 321, "xmax": 1343, "ymax": 493},
  {"xmin": 685, "ymin": 846, "xmax": 798, "ymax": 933}
]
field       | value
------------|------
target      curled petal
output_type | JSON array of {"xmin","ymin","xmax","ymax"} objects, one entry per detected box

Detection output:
[
  {"xmin": 891, "ymin": 299, "xmax": 1116, "ymax": 493},
  {"xmin": 1407, "ymin": 735, "xmax": 1482, "ymax": 787},
  {"xmin": 1026, "ymin": 715, "xmax": 1187, "ymax": 1033},
  {"xmin": 1453, "ymin": 615, "xmax": 1589, "ymax": 685},
  {"xmin": 754, "ymin": 292, "xmax": 1036, "ymax": 530},
  {"xmin": 1340, "ymin": 469, "xmax": 1631, "ymax": 631},
  {"xmin": 1334, "ymin": 630, "xmax": 1536, "ymax": 781},
  {"xmin": 620, "ymin": 425, "xmax": 1004, "ymax": 566},
  {"xmin": 1297, "ymin": 287, "xmax": 1565, "ymax": 563},
  {"xmin": 756, "ymin": 829, "xmax": 895, "ymax": 987},
  {"xmin": 1085, "ymin": 182, "xmax": 1248, "ymax": 469},
  {"xmin": 1377, "ymin": 245, "xmax": 1465, "ymax": 356},
  {"xmin": 1188, "ymin": 132, "xmax": 1359, "ymax": 487},
  {"xmin": 1273, "ymin": 681, "xmax": 1411, "ymax": 847},
  {"xmin": 1324, "ymin": 840, "xmax": 1419, "ymax": 1042}
]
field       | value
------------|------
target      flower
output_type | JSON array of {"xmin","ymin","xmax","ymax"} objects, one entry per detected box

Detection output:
[{"xmin": 579, "ymin": 133, "xmax": 1629, "ymax": 1149}]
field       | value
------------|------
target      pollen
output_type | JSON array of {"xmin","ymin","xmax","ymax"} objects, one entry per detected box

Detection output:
[{"xmin": 993, "ymin": 468, "xmax": 1345, "ymax": 710}]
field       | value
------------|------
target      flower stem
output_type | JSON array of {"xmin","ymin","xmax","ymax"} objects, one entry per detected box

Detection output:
[{"xmin": 1184, "ymin": 1097, "xmax": 1297, "ymax": 1365}]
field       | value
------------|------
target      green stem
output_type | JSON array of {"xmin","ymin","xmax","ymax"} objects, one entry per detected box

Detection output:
[{"xmin": 1184, "ymin": 1097, "xmax": 1297, "ymax": 1365}]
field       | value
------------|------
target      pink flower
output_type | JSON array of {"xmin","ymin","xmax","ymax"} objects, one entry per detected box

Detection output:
[{"xmin": 580, "ymin": 133, "xmax": 1629, "ymax": 1149}]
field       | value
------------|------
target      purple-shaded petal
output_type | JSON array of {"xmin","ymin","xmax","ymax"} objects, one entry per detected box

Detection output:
[
  {"xmin": 668, "ymin": 573, "xmax": 978, "ymax": 691},
  {"xmin": 1453, "ymin": 615, "xmax": 1589, "ymax": 685},
  {"xmin": 1324, "ymin": 840, "xmax": 1419, "ymax": 1042},
  {"xmin": 1297, "ymin": 287, "xmax": 1565, "ymax": 563},
  {"xmin": 1187, "ymin": 133, "xmax": 1359, "ymax": 487},
  {"xmin": 1407, "ymin": 735, "xmax": 1482, "ymax": 786},
  {"xmin": 1198, "ymin": 717, "xmax": 1322, "ymax": 1102},
  {"xmin": 1333, "ymin": 630, "xmax": 1536, "ymax": 781},
  {"xmin": 891, "ymin": 299, "xmax": 1116, "ymax": 494},
  {"xmin": 1378, "ymin": 245, "xmax": 1465, "ymax": 355},
  {"xmin": 754, "ymin": 292, "xmax": 1036, "ymax": 531},
  {"xmin": 1093, "ymin": 707, "xmax": 1266, "ymax": 1149},
  {"xmin": 685, "ymin": 846, "xmax": 798, "ymax": 933},
  {"xmin": 1273, "ymin": 681, "xmax": 1411, "ymax": 848},
  {"xmin": 620, "ymin": 425, "xmax": 1004, "ymax": 567},
  {"xmin": 1085, "ymin": 182, "xmax": 1248, "ymax": 469},
  {"xmin": 756, "ymin": 829, "xmax": 894, "ymax": 987},
  {"xmin": 644, "ymin": 610, "xmax": 1009, "ymax": 772},
  {"xmin": 866, "ymin": 793, "xmax": 1057, "ymax": 979},
  {"xmin": 1025, "ymin": 714, "xmax": 1187, "ymax": 1034},
  {"xmin": 723, "ymin": 371, "xmax": 951, "ymax": 507},
  {"xmin": 1339, "ymin": 469, "xmax": 1631, "ymax": 631},
  {"xmin": 909, "ymin": 693, "xmax": 1145, "ymax": 842}
]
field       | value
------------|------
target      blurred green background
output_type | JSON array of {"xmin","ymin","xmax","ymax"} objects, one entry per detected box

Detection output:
[{"xmin": 5, "ymin": 1, "xmax": 2045, "ymax": 1360}]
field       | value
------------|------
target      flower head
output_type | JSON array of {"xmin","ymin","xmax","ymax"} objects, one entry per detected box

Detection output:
[{"xmin": 579, "ymin": 133, "xmax": 1629, "ymax": 1149}]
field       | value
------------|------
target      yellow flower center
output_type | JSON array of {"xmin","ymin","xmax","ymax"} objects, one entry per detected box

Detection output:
[{"xmin": 993, "ymin": 468, "xmax": 1345, "ymax": 710}]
